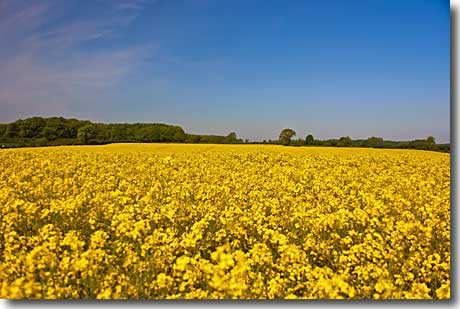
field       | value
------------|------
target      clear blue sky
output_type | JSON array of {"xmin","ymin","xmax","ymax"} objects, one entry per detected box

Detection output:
[{"xmin": 0, "ymin": 0, "xmax": 450, "ymax": 142}]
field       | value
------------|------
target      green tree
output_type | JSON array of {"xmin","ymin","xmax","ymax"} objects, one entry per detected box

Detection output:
[
  {"xmin": 226, "ymin": 132, "xmax": 238, "ymax": 144},
  {"xmin": 292, "ymin": 138, "xmax": 305, "ymax": 146},
  {"xmin": 366, "ymin": 136, "xmax": 384, "ymax": 148},
  {"xmin": 324, "ymin": 139, "xmax": 338, "ymax": 147},
  {"xmin": 0, "ymin": 124, "xmax": 6, "ymax": 138},
  {"xmin": 44, "ymin": 117, "xmax": 67, "ymax": 139},
  {"xmin": 185, "ymin": 134, "xmax": 201, "ymax": 143},
  {"xmin": 77, "ymin": 125, "xmax": 97, "ymax": 144},
  {"xmin": 109, "ymin": 124, "xmax": 128, "ymax": 141},
  {"xmin": 338, "ymin": 136, "xmax": 352, "ymax": 147},
  {"xmin": 305, "ymin": 134, "xmax": 314, "ymax": 145},
  {"xmin": 173, "ymin": 127, "xmax": 186, "ymax": 142},
  {"xmin": 19, "ymin": 117, "xmax": 46, "ymax": 138},
  {"xmin": 5, "ymin": 123, "xmax": 20, "ymax": 138},
  {"xmin": 43, "ymin": 126, "xmax": 58, "ymax": 140},
  {"xmin": 427, "ymin": 136, "xmax": 436, "ymax": 149},
  {"xmin": 279, "ymin": 128, "xmax": 296, "ymax": 145},
  {"xmin": 64, "ymin": 118, "xmax": 83, "ymax": 138}
]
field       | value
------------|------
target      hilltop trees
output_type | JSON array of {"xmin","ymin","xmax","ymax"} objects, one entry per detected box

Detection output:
[
  {"xmin": 0, "ymin": 124, "xmax": 6, "ymax": 137},
  {"xmin": 0, "ymin": 117, "xmax": 243, "ymax": 148},
  {"xmin": 19, "ymin": 117, "xmax": 46, "ymax": 138},
  {"xmin": 77, "ymin": 124, "xmax": 98, "ymax": 144},
  {"xmin": 0, "ymin": 117, "xmax": 449, "ymax": 152},
  {"xmin": 5, "ymin": 123, "xmax": 20, "ymax": 138}
]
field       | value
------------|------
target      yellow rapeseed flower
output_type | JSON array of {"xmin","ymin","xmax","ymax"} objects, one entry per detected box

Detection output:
[{"xmin": 0, "ymin": 144, "xmax": 449, "ymax": 299}]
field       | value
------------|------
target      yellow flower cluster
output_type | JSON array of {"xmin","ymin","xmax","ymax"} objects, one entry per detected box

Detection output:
[{"xmin": 0, "ymin": 144, "xmax": 450, "ymax": 299}]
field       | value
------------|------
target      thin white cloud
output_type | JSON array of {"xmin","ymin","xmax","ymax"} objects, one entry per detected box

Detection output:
[
  {"xmin": 0, "ymin": 0, "xmax": 155, "ymax": 122},
  {"xmin": 113, "ymin": 0, "xmax": 158, "ymax": 26},
  {"xmin": 115, "ymin": 0, "xmax": 157, "ymax": 11},
  {"xmin": 27, "ymin": 21, "xmax": 114, "ymax": 49}
]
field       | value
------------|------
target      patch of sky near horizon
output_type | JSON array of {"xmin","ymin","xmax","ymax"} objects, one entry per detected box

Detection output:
[{"xmin": 0, "ymin": 0, "xmax": 450, "ymax": 143}]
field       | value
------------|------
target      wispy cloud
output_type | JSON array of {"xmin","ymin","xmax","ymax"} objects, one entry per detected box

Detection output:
[
  {"xmin": 0, "ymin": 0, "xmax": 155, "ymax": 122},
  {"xmin": 115, "ymin": 0, "xmax": 156, "ymax": 11}
]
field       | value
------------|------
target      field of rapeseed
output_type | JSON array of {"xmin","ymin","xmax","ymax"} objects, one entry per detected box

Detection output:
[{"xmin": 0, "ymin": 144, "xmax": 450, "ymax": 299}]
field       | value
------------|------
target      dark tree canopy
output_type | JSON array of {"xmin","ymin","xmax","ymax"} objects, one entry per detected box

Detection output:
[
  {"xmin": 427, "ymin": 136, "xmax": 435, "ymax": 145},
  {"xmin": 279, "ymin": 128, "xmax": 296, "ymax": 144},
  {"xmin": 0, "ymin": 117, "xmax": 448, "ymax": 153},
  {"xmin": 365, "ymin": 136, "xmax": 384, "ymax": 148},
  {"xmin": 0, "ymin": 117, "xmax": 242, "ymax": 148},
  {"xmin": 305, "ymin": 134, "xmax": 314, "ymax": 145},
  {"xmin": 226, "ymin": 132, "xmax": 238, "ymax": 144},
  {"xmin": 338, "ymin": 136, "xmax": 352, "ymax": 147}
]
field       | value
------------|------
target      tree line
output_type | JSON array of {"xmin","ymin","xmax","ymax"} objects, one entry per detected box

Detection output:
[
  {"xmin": 0, "ymin": 117, "xmax": 449, "ymax": 153},
  {"xmin": 0, "ymin": 117, "xmax": 243, "ymax": 148},
  {"xmin": 275, "ymin": 128, "xmax": 450, "ymax": 153}
]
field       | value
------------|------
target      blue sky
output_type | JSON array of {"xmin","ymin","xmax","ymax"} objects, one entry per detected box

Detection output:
[{"xmin": 0, "ymin": 0, "xmax": 450, "ymax": 142}]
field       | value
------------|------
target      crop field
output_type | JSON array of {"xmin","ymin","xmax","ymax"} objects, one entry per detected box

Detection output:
[{"xmin": 0, "ymin": 144, "xmax": 450, "ymax": 299}]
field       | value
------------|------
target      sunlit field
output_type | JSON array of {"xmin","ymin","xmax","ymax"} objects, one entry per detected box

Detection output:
[{"xmin": 0, "ymin": 144, "xmax": 450, "ymax": 299}]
